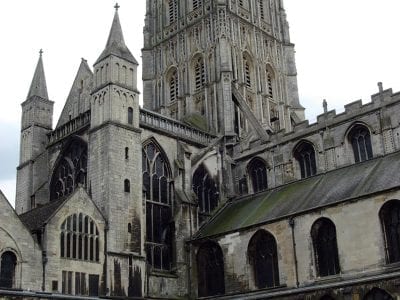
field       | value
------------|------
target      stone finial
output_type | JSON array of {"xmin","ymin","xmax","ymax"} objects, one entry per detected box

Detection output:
[
  {"xmin": 378, "ymin": 82, "xmax": 383, "ymax": 93},
  {"xmin": 323, "ymin": 99, "xmax": 328, "ymax": 114},
  {"xmin": 39, "ymin": 49, "xmax": 43, "ymax": 57},
  {"xmin": 114, "ymin": 3, "xmax": 120, "ymax": 11}
]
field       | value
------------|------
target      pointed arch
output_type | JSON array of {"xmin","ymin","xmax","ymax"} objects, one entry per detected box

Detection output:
[
  {"xmin": 363, "ymin": 288, "xmax": 393, "ymax": 300},
  {"xmin": 311, "ymin": 218, "xmax": 340, "ymax": 277},
  {"xmin": 247, "ymin": 157, "xmax": 268, "ymax": 193},
  {"xmin": 50, "ymin": 136, "xmax": 88, "ymax": 201},
  {"xmin": 192, "ymin": 164, "xmax": 219, "ymax": 223},
  {"xmin": 379, "ymin": 199, "xmax": 400, "ymax": 263},
  {"xmin": 197, "ymin": 241, "xmax": 225, "ymax": 297},
  {"xmin": 143, "ymin": 138, "xmax": 174, "ymax": 271},
  {"xmin": 347, "ymin": 123, "xmax": 373, "ymax": 163},
  {"xmin": 248, "ymin": 230, "xmax": 279, "ymax": 289},
  {"xmin": 293, "ymin": 140, "xmax": 317, "ymax": 178}
]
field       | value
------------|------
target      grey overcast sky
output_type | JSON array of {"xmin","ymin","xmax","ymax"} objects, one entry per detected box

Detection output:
[{"xmin": 1, "ymin": 0, "xmax": 400, "ymax": 206}]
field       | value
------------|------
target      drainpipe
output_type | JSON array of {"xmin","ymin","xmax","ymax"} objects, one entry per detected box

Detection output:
[
  {"xmin": 41, "ymin": 227, "xmax": 47, "ymax": 291},
  {"xmin": 103, "ymin": 222, "xmax": 109, "ymax": 296},
  {"xmin": 289, "ymin": 217, "xmax": 299, "ymax": 287}
]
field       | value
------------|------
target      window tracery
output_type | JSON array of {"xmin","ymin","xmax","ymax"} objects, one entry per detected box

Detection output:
[
  {"xmin": 311, "ymin": 218, "xmax": 340, "ymax": 277},
  {"xmin": 380, "ymin": 200, "xmax": 400, "ymax": 264},
  {"xmin": 348, "ymin": 124, "xmax": 373, "ymax": 162},
  {"xmin": 60, "ymin": 214, "xmax": 100, "ymax": 262},
  {"xmin": 248, "ymin": 230, "xmax": 279, "ymax": 289},
  {"xmin": 294, "ymin": 141, "xmax": 316, "ymax": 178},
  {"xmin": 247, "ymin": 158, "xmax": 268, "ymax": 193},
  {"xmin": 50, "ymin": 139, "xmax": 88, "ymax": 201},
  {"xmin": 197, "ymin": 241, "xmax": 225, "ymax": 297},
  {"xmin": 192, "ymin": 164, "xmax": 219, "ymax": 223},
  {"xmin": 143, "ymin": 141, "xmax": 173, "ymax": 271},
  {"xmin": 0, "ymin": 251, "xmax": 17, "ymax": 288}
]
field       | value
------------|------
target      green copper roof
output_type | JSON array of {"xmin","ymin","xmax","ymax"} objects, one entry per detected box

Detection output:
[{"xmin": 197, "ymin": 151, "xmax": 400, "ymax": 239}]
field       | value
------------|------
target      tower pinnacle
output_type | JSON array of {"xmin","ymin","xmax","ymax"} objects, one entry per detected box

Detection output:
[
  {"xmin": 27, "ymin": 50, "xmax": 49, "ymax": 100},
  {"xmin": 95, "ymin": 5, "xmax": 137, "ymax": 65}
]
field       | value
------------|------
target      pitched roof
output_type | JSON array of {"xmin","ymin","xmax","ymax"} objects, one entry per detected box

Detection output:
[
  {"xmin": 19, "ymin": 198, "xmax": 65, "ymax": 231},
  {"xmin": 27, "ymin": 51, "xmax": 49, "ymax": 99},
  {"xmin": 196, "ymin": 151, "xmax": 400, "ymax": 239},
  {"xmin": 95, "ymin": 9, "xmax": 137, "ymax": 65}
]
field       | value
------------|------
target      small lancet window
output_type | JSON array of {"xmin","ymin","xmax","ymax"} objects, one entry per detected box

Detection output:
[
  {"xmin": 197, "ymin": 241, "xmax": 225, "ymax": 297},
  {"xmin": 247, "ymin": 158, "xmax": 268, "ymax": 193},
  {"xmin": 311, "ymin": 218, "xmax": 340, "ymax": 277},
  {"xmin": 128, "ymin": 107, "xmax": 133, "ymax": 125},
  {"xmin": 379, "ymin": 200, "xmax": 400, "ymax": 264},
  {"xmin": 248, "ymin": 230, "xmax": 279, "ymax": 289},
  {"xmin": 348, "ymin": 124, "xmax": 373, "ymax": 163},
  {"xmin": 169, "ymin": 70, "xmax": 179, "ymax": 102},
  {"xmin": 294, "ymin": 141, "xmax": 317, "ymax": 179},
  {"xmin": 124, "ymin": 179, "xmax": 131, "ymax": 193},
  {"xmin": 243, "ymin": 56, "xmax": 252, "ymax": 88},
  {"xmin": 125, "ymin": 147, "xmax": 129, "ymax": 159}
]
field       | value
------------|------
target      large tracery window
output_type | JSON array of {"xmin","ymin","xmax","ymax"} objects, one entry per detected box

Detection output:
[
  {"xmin": 380, "ymin": 200, "xmax": 400, "ymax": 264},
  {"xmin": 247, "ymin": 158, "xmax": 268, "ymax": 193},
  {"xmin": 143, "ymin": 141, "xmax": 173, "ymax": 271},
  {"xmin": 192, "ymin": 164, "xmax": 219, "ymax": 223},
  {"xmin": 60, "ymin": 214, "xmax": 100, "ymax": 262},
  {"xmin": 311, "ymin": 218, "xmax": 340, "ymax": 277},
  {"xmin": 248, "ymin": 230, "xmax": 279, "ymax": 289},
  {"xmin": 193, "ymin": 56, "xmax": 206, "ymax": 91},
  {"xmin": 0, "ymin": 251, "xmax": 17, "ymax": 288},
  {"xmin": 197, "ymin": 241, "xmax": 225, "ymax": 297},
  {"xmin": 50, "ymin": 138, "xmax": 88, "ymax": 201},
  {"xmin": 363, "ymin": 288, "xmax": 393, "ymax": 300},
  {"xmin": 348, "ymin": 124, "xmax": 373, "ymax": 163},
  {"xmin": 294, "ymin": 141, "xmax": 316, "ymax": 179}
]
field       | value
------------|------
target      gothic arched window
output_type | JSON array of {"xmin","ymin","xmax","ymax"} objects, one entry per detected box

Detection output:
[
  {"xmin": 311, "ymin": 218, "xmax": 340, "ymax": 277},
  {"xmin": 143, "ymin": 141, "xmax": 173, "ymax": 271},
  {"xmin": 266, "ymin": 67, "xmax": 274, "ymax": 98},
  {"xmin": 248, "ymin": 230, "xmax": 279, "ymax": 289},
  {"xmin": 50, "ymin": 138, "xmax": 88, "ymax": 201},
  {"xmin": 197, "ymin": 241, "xmax": 225, "ymax": 297},
  {"xmin": 128, "ymin": 107, "xmax": 133, "ymax": 125},
  {"xmin": 380, "ymin": 200, "xmax": 400, "ymax": 264},
  {"xmin": 169, "ymin": 69, "xmax": 179, "ymax": 103},
  {"xmin": 348, "ymin": 124, "xmax": 373, "ymax": 163},
  {"xmin": 192, "ymin": 164, "xmax": 219, "ymax": 223},
  {"xmin": 363, "ymin": 288, "xmax": 393, "ymax": 300},
  {"xmin": 193, "ymin": 56, "xmax": 206, "ymax": 91},
  {"xmin": 124, "ymin": 179, "xmax": 131, "ymax": 193},
  {"xmin": 0, "ymin": 251, "xmax": 17, "ymax": 288},
  {"xmin": 60, "ymin": 213, "xmax": 100, "ymax": 262},
  {"xmin": 247, "ymin": 158, "xmax": 268, "ymax": 193},
  {"xmin": 294, "ymin": 141, "xmax": 316, "ymax": 178},
  {"xmin": 168, "ymin": 0, "xmax": 178, "ymax": 23}
]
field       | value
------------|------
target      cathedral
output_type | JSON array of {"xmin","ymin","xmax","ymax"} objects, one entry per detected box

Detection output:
[{"xmin": 1, "ymin": 0, "xmax": 400, "ymax": 299}]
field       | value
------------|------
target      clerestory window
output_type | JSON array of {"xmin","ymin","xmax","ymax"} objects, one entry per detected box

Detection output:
[
  {"xmin": 247, "ymin": 158, "xmax": 268, "ymax": 193},
  {"xmin": 294, "ymin": 141, "xmax": 316, "ymax": 179},
  {"xmin": 348, "ymin": 124, "xmax": 373, "ymax": 163}
]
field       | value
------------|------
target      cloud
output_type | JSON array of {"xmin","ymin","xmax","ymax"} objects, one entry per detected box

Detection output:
[{"xmin": 0, "ymin": 122, "xmax": 19, "ymax": 181}]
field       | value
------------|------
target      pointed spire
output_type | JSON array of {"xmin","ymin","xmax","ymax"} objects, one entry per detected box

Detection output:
[
  {"xmin": 27, "ymin": 49, "xmax": 49, "ymax": 100},
  {"xmin": 95, "ymin": 4, "xmax": 137, "ymax": 65}
]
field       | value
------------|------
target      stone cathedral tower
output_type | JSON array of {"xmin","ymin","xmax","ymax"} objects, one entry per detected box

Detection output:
[{"xmin": 142, "ymin": 0, "xmax": 304, "ymax": 138}]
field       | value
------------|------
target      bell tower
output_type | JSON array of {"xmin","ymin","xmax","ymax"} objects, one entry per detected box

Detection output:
[{"xmin": 142, "ymin": 0, "xmax": 304, "ymax": 137}]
